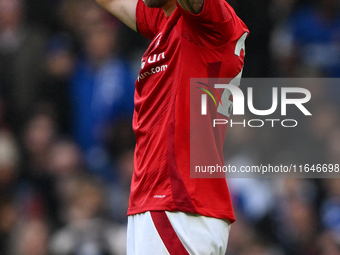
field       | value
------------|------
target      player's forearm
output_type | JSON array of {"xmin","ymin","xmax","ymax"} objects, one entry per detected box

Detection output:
[{"xmin": 177, "ymin": 0, "xmax": 204, "ymax": 14}]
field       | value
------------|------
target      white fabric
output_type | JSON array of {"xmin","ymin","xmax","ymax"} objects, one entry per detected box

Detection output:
[
  {"xmin": 127, "ymin": 211, "xmax": 231, "ymax": 255},
  {"xmin": 127, "ymin": 211, "xmax": 169, "ymax": 255}
]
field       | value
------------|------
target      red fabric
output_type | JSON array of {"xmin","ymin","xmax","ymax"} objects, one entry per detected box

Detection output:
[
  {"xmin": 136, "ymin": 0, "xmax": 166, "ymax": 39},
  {"xmin": 151, "ymin": 211, "xmax": 190, "ymax": 255},
  {"xmin": 129, "ymin": 0, "xmax": 249, "ymax": 223}
]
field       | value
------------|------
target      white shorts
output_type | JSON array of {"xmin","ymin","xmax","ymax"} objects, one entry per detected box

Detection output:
[{"xmin": 127, "ymin": 211, "xmax": 231, "ymax": 255}]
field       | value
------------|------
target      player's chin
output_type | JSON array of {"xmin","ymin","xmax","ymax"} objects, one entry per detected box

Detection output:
[{"xmin": 144, "ymin": 0, "xmax": 168, "ymax": 8}]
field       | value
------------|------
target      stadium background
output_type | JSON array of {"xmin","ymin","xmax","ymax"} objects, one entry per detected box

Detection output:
[{"xmin": 0, "ymin": 0, "xmax": 339, "ymax": 254}]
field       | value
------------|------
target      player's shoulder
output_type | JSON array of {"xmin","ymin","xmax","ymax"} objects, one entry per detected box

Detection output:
[{"xmin": 136, "ymin": 0, "xmax": 167, "ymax": 39}]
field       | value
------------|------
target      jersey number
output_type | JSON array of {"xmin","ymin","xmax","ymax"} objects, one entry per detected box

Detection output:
[{"xmin": 217, "ymin": 32, "xmax": 248, "ymax": 118}]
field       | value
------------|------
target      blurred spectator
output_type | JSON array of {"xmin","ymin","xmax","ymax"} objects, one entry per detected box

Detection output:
[
  {"xmin": 22, "ymin": 110, "xmax": 57, "ymax": 175},
  {"xmin": 0, "ymin": 0, "xmax": 47, "ymax": 131},
  {"xmin": 106, "ymin": 149, "xmax": 134, "ymax": 224},
  {"xmin": 278, "ymin": 198, "xmax": 318, "ymax": 255},
  {"xmin": 46, "ymin": 138, "xmax": 85, "ymax": 225},
  {"xmin": 226, "ymin": 213, "xmax": 255, "ymax": 255},
  {"xmin": 273, "ymin": 179, "xmax": 319, "ymax": 255},
  {"xmin": 8, "ymin": 218, "xmax": 50, "ymax": 255},
  {"xmin": 0, "ymin": 199, "xmax": 17, "ymax": 255},
  {"xmin": 315, "ymin": 231, "xmax": 340, "ymax": 255},
  {"xmin": 272, "ymin": 0, "xmax": 340, "ymax": 77},
  {"xmin": 227, "ymin": 178, "xmax": 275, "ymax": 222},
  {"xmin": 38, "ymin": 34, "xmax": 75, "ymax": 133},
  {"xmin": 321, "ymin": 179, "xmax": 340, "ymax": 236},
  {"xmin": 70, "ymin": 17, "xmax": 135, "ymax": 179},
  {"xmin": 48, "ymin": 138, "xmax": 84, "ymax": 178},
  {"xmin": 50, "ymin": 176, "xmax": 126, "ymax": 255},
  {"xmin": 19, "ymin": 110, "xmax": 59, "ymax": 222},
  {"xmin": 58, "ymin": 0, "xmax": 109, "ymax": 40},
  {"xmin": 0, "ymin": 131, "xmax": 19, "ymax": 255},
  {"xmin": 0, "ymin": 131, "xmax": 20, "ymax": 196}
]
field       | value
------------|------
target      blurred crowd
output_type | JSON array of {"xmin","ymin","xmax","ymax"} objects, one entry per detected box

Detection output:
[{"xmin": 0, "ymin": 0, "xmax": 339, "ymax": 254}]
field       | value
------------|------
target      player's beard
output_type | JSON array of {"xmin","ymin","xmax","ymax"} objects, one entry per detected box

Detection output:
[{"xmin": 144, "ymin": 0, "xmax": 170, "ymax": 8}]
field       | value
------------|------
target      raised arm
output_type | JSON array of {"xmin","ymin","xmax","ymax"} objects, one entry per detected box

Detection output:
[
  {"xmin": 176, "ymin": 0, "xmax": 204, "ymax": 14},
  {"xmin": 95, "ymin": 0, "xmax": 138, "ymax": 31}
]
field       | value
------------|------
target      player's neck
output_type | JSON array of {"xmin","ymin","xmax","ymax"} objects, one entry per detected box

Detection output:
[{"xmin": 163, "ymin": 0, "xmax": 176, "ymax": 17}]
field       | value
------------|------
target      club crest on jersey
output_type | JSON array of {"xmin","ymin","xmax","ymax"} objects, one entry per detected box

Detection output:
[{"xmin": 153, "ymin": 33, "xmax": 162, "ymax": 48}]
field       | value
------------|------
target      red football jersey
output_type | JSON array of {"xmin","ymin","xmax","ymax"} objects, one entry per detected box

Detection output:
[{"xmin": 128, "ymin": 0, "xmax": 249, "ymax": 222}]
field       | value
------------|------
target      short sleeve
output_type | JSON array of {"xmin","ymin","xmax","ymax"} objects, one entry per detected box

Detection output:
[{"xmin": 136, "ymin": 0, "xmax": 167, "ymax": 40}]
